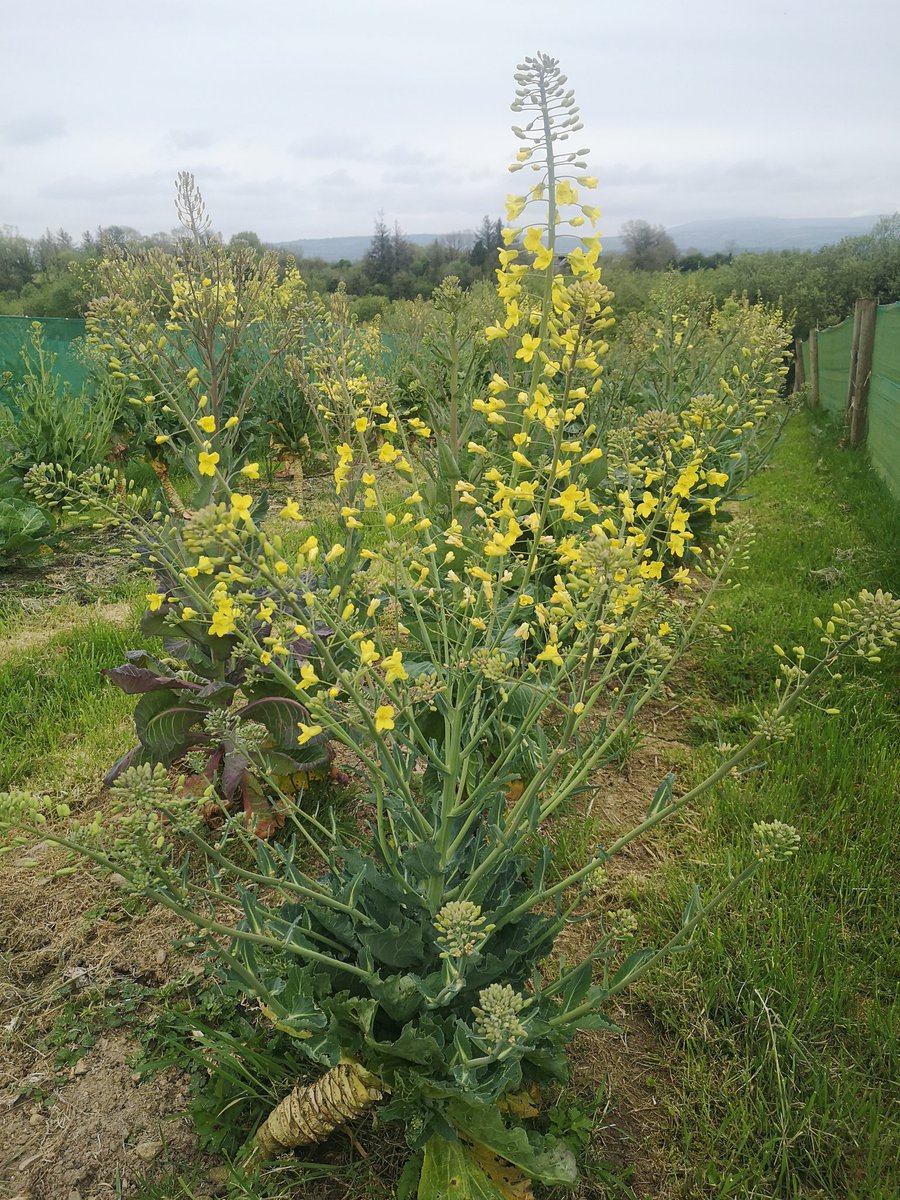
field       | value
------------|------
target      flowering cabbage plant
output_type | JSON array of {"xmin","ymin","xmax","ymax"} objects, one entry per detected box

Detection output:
[
  {"xmin": 84, "ymin": 171, "xmax": 313, "ymax": 516},
  {"xmin": 5, "ymin": 52, "xmax": 899, "ymax": 1198}
]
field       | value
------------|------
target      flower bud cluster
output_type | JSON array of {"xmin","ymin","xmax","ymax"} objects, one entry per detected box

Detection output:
[
  {"xmin": 753, "ymin": 709, "xmax": 795, "ymax": 743},
  {"xmin": 0, "ymin": 789, "xmax": 48, "ymax": 841},
  {"xmin": 472, "ymin": 983, "xmax": 530, "ymax": 1049},
  {"xmin": 752, "ymin": 820, "xmax": 801, "ymax": 863},
  {"xmin": 830, "ymin": 589, "xmax": 900, "ymax": 659},
  {"xmin": 434, "ymin": 900, "xmax": 495, "ymax": 958}
]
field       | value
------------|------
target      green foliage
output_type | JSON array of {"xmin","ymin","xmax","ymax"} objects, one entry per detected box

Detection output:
[
  {"xmin": 698, "ymin": 213, "xmax": 900, "ymax": 336},
  {"xmin": 381, "ymin": 277, "xmax": 500, "ymax": 423},
  {"xmin": 0, "ymin": 321, "xmax": 121, "ymax": 476},
  {"xmin": 0, "ymin": 496, "xmax": 52, "ymax": 563}
]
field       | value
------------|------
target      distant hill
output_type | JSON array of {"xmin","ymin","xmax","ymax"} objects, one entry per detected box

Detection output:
[
  {"xmin": 277, "ymin": 232, "xmax": 471, "ymax": 263},
  {"xmin": 277, "ymin": 217, "xmax": 882, "ymax": 264},
  {"xmin": 665, "ymin": 216, "xmax": 881, "ymax": 254}
]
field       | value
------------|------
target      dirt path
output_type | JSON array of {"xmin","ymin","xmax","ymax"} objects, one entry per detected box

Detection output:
[{"xmin": 0, "ymin": 601, "xmax": 133, "ymax": 665}]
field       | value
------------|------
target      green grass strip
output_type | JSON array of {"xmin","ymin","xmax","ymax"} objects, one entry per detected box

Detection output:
[{"xmin": 640, "ymin": 413, "xmax": 899, "ymax": 1199}]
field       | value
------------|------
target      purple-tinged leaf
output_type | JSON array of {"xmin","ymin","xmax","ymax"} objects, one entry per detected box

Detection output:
[
  {"xmin": 102, "ymin": 664, "xmax": 205, "ymax": 695},
  {"xmin": 221, "ymin": 751, "xmax": 249, "ymax": 799}
]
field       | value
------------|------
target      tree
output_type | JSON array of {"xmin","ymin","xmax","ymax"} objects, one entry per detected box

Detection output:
[
  {"xmin": 470, "ymin": 216, "xmax": 503, "ymax": 271},
  {"xmin": 621, "ymin": 220, "xmax": 677, "ymax": 271},
  {"xmin": 364, "ymin": 212, "xmax": 394, "ymax": 287},
  {"xmin": 0, "ymin": 227, "xmax": 34, "ymax": 294},
  {"xmin": 229, "ymin": 230, "xmax": 266, "ymax": 255}
]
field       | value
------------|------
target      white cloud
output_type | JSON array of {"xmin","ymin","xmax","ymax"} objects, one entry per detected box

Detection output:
[{"xmin": 1, "ymin": 0, "xmax": 898, "ymax": 240}]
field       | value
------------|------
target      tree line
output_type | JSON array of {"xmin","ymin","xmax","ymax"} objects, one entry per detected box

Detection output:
[{"xmin": 2, "ymin": 213, "xmax": 899, "ymax": 336}]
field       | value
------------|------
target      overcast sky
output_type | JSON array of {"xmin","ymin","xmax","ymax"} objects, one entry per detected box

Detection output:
[{"xmin": 2, "ymin": 0, "xmax": 898, "ymax": 243}]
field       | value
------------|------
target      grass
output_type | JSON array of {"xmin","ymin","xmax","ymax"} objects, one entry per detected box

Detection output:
[
  {"xmin": 636, "ymin": 413, "xmax": 900, "ymax": 1199},
  {"xmin": 0, "ymin": 584, "xmax": 149, "ymax": 790}
]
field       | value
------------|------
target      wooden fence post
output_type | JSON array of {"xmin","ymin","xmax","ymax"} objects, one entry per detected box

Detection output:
[
  {"xmin": 848, "ymin": 298, "xmax": 877, "ymax": 448},
  {"xmin": 845, "ymin": 299, "xmax": 864, "ymax": 421},
  {"xmin": 793, "ymin": 339, "xmax": 805, "ymax": 392},
  {"xmin": 808, "ymin": 329, "xmax": 819, "ymax": 409}
]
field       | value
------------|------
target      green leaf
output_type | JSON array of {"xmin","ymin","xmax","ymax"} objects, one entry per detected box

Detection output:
[
  {"xmin": 417, "ymin": 1135, "xmax": 504, "ymax": 1200},
  {"xmin": 609, "ymin": 948, "xmax": 655, "ymax": 990},
  {"xmin": 397, "ymin": 1152, "xmax": 424, "ymax": 1200},
  {"xmin": 133, "ymin": 690, "xmax": 207, "ymax": 763},
  {"xmin": 681, "ymin": 883, "xmax": 703, "ymax": 927},
  {"xmin": 447, "ymin": 1102, "xmax": 578, "ymax": 1187},
  {"xmin": 0, "ymin": 497, "xmax": 51, "ymax": 560},
  {"xmin": 646, "ymin": 772, "xmax": 675, "ymax": 816},
  {"xmin": 239, "ymin": 693, "xmax": 311, "ymax": 751}
]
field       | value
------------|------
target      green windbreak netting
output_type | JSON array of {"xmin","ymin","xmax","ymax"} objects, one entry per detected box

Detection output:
[
  {"xmin": 0, "ymin": 317, "xmax": 89, "ymax": 408},
  {"xmin": 868, "ymin": 303, "xmax": 900, "ymax": 500},
  {"xmin": 816, "ymin": 316, "xmax": 853, "ymax": 417}
]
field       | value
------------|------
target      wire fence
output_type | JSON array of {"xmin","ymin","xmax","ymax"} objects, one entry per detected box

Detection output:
[{"xmin": 798, "ymin": 301, "xmax": 900, "ymax": 502}]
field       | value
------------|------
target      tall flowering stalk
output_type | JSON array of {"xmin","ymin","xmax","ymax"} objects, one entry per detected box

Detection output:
[
  {"xmin": 6, "ymin": 53, "xmax": 898, "ymax": 1197},
  {"xmin": 85, "ymin": 171, "xmax": 312, "ymax": 515}
]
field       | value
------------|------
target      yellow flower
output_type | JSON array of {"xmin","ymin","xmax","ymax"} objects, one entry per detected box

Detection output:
[
  {"xmin": 374, "ymin": 705, "xmax": 395, "ymax": 733},
  {"xmin": 383, "ymin": 649, "xmax": 408, "ymax": 685},
  {"xmin": 636, "ymin": 492, "xmax": 658, "ymax": 519},
  {"xmin": 522, "ymin": 227, "xmax": 544, "ymax": 253},
  {"xmin": 240, "ymin": 462, "xmax": 260, "ymax": 480},
  {"xmin": 297, "ymin": 722, "xmax": 324, "ymax": 745},
  {"xmin": 359, "ymin": 639, "xmax": 380, "ymax": 667},
  {"xmin": 198, "ymin": 450, "xmax": 220, "ymax": 477},
  {"xmin": 209, "ymin": 610, "xmax": 236, "ymax": 637},
  {"xmin": 515, "ymin": 334, "xmax": 541, "ymax": 363},
  {"xmin": 230, "ymin": 493, "xmax": 254, "ymax": 522},
  {"xmin": 555, "ymin": 180, "xmax": 579, "ymax": 206},
  {"xmin": 180, "ymin": 606, "xmax": 198, "ymax": 620},
  {"xmin": 146, "ymin": 592, "xmax": 166, "ymax": 611},
  {"xmin": 324, "ymin": 543, "xmax": 345, "ymax": 563},
  {"xmin": 198, "ymin": 415, "xmax": 216, "ymax": 434},
  {"xmin": 280, "ymin": 499, "xmax": 302, "ymax": 521},
  {"xmin": 297, "ymin": 663, "xmax": 319, "ymax": 691},
  {"xmin": 224, "ymin": 415, "xmax": 239, "ymax": 429},
  {"xmin": 505, "ymin": 194, "xmax": 527, "ymax": 222},
  {"xmin": 535, "ymin": 642, "xmax": 564, "ymax": 667},
  {"xmin": 550, "ymin": 483, "xmax": 587, "ymax": 522},
  {"xmin": 532, "ymin": 244, "xmax": 554, "ymax": 271}
]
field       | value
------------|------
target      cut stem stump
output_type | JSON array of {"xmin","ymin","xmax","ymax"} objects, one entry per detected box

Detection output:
[{"xmin": 255, "ymin": 1061, "xmax": 383, "ymax": 1159}]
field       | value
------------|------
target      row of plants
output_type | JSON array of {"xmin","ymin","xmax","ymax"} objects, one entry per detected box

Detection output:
[
  {"xmin": 1, "ymin": 224, "xmax": 789, "ymax": 574},
  {"xmin": 3, "ymin": 52, "xmax": 898, "ymax": 1199}
]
